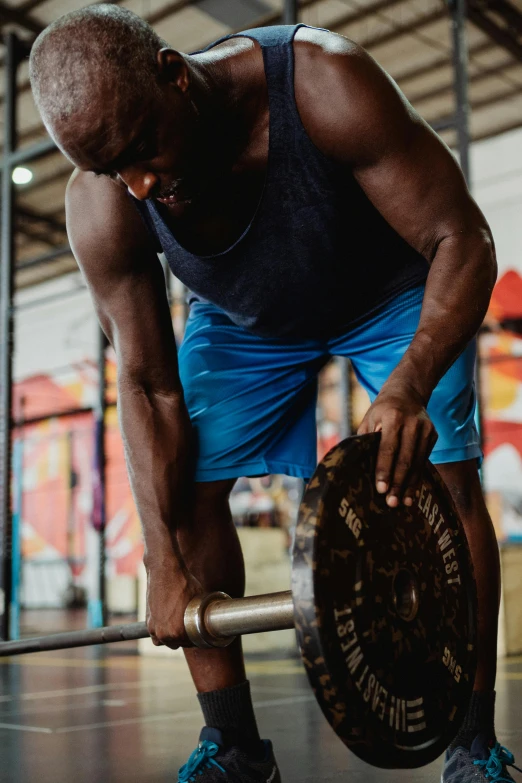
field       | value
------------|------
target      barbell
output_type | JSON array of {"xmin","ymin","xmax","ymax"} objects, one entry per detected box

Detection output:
[{"xmin": 0, "ymin": 433, "xmax": 477, "ymax": 770}]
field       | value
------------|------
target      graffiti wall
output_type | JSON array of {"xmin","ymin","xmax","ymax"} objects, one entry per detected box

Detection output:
[
  {"xmin": 472, "ymin": 128, "xmax": 522, "ymax": 542},
  {"xmin": 12, "ymin": 354, "xmax": 145, "ymax": 607},
  {"xmin": 481, "ymin": 271, "xmax": 522, "ymax": 541}
]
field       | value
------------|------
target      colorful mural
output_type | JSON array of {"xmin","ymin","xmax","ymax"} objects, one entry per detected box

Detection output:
[
  {"xmin": 481, "ymin": 269, "xmax": 522, "ymax": 541},
  {"xmin": 13, "ymin": 353, "xmax": 145, "ymax": 604}
]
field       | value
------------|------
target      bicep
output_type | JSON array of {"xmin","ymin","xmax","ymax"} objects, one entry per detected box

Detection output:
[
  {"xmin": 352, "ymin": 116, "xmax": 486, "ymax": 259},
  {"xmin": 66, "ymin": 172, "xmax": 181, "ymax": 393},
  {"xmin": 296, "ymin": 37, "xmax": 491, "ymax": 258}
]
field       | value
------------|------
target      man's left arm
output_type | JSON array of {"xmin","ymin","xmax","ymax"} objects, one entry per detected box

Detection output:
[{"xmin": 296, "ymin": 34, "xmax": 497, "ymax": 506}]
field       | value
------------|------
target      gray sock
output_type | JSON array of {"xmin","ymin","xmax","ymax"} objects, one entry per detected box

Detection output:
[
  {"xmin": 197, "ymin": 680, "xmax": 261, "ymax": 748},
  {"xmin": 450, "ymin": 690, "xmax": 496, "ymax": 751}
]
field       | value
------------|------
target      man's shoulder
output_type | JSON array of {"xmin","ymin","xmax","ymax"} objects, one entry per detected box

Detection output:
[
  {"xmin": 292, "ymin": 26, "xmax": 385, "ymax": 110},
  {"xmin": 292, "ymin": 27, "xmax": 414, "ymax": 165},
  {"xmin": 67, "ymin": 168, "xmax": 126, "ymax": 214},
  {"xmin": 65, "ymin": 169, "xmax": 155, "ymax": 262},
  {"xmin": 66, "ymin": 169, "xmax": 147, "ymax": 236},
  {"xmin": 294, "ymin": 25, "xmax": 360, "ymax": 58},
  {"xmin": 242, "ymin": 23, "xmax": 358, "ymax": 55}
]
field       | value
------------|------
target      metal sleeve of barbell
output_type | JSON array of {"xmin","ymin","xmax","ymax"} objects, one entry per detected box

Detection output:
[
  {"xmin": 204, "ymin": 591, "xmax": 294, "ymax": 639},
  {"xmin": 0, "ymin": 621, "xmax": 150, "ymax": 657},
  {"xmin": 0, "ymin": 591, "xmax": 294, "ymax": 657}
]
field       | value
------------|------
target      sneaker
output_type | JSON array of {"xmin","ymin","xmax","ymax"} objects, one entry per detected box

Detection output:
[
  {"xmin": 177, "ymin": 727, "xmax": 281, "ymax": 782},
  {"xmin": 442, "ymin": 733, "xmax": 522, "ymax": 782}
]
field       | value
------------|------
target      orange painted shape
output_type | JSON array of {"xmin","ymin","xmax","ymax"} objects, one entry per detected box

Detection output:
[{"xmin": 489, "ymin": 270, "xmax": 522, "ymax": 321}]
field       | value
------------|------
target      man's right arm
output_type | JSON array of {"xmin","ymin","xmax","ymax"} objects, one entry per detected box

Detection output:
[{"xmin": 66, "ymin": 171, "xmax": 199, "ymax": 646}]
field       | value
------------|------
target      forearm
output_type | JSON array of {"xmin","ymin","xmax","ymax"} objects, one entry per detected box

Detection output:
[
  {"xmin": 117, "ymin": 380, "xmax": 193, "ymax": 569},
  {"xmin": 384, "ymin": 230, "xmax": 497, "ymax": 403}
]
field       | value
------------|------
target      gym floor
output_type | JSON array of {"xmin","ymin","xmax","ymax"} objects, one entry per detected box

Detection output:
[{"xmin": 0, "ymin": 617, "xmax": 521, "ymax": 783}]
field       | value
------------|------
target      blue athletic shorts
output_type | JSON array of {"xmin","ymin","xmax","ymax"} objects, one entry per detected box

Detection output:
[{"xmin": 178, "ymin": 285, "xmax": 481, "ymax": 482}]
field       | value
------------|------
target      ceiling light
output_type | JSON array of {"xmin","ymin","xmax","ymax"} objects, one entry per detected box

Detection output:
[{"xmin": 12, "ymin": 167, "xmax": 33, "ymax": 185}]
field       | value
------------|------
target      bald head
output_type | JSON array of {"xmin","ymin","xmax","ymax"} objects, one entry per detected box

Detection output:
[
  {"xmin": 30, "ymin": 4, "xmax": 237, "ymax": 207},
  {"xmin": 29, "ymin": 4, "xmax": 168, "ymax": 131}
]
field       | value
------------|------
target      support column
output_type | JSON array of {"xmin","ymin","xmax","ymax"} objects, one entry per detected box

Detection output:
[
  {"xmin": 88, "ymin": 328, "xmax": 108, "ymax": 628},
  {"xmin": 0, "ymin": 33, "xmax": 20, "ymax": 641},
  {"xmin": 449, "ymin": 0, "xmax": 471, "ymax": 185},
  {"xmin": 449, "ymin": 0, "xmax": 485, "ymax": 443},
  {"xmin": 283, "ymin": 0, "xmax": 298, "ymax": 25},
  {"xmin": 97, "ymin": 327, "xmax": 108, "ymax": 626}
]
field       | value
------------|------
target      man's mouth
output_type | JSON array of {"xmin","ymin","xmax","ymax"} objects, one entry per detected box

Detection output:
[
  {"xmin": 157, "ymin": 189, "xmax": 196, "ymax": 206},
  {"xmin": 156, "ymin": 181, "xmax": 193, "ymax": 204}
]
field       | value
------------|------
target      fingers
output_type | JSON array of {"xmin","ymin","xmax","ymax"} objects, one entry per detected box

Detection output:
[
  {"xmin": 384, "ymin": 420, "xmax": 420, "ymax": 508},
  {"xmin": 375, "ymin": 415, "xmax": 438, "ymax": 507},
  {"xmin": 149, "ymin": 629, "xmax": 183, "ymax": 650},
  {"xmin": 147, "ymin": 619, "xmax": 172, "ymax": 648},
  {"xmin": 357, "ymin": 416, "xmax": 371, "ymax": 435},
  {"xmin": 402, "ymin": 425, "xmax": 438, "ymax": 506},
  {"xmin": 374, "ymin": 409, "xmax": 402, "ymax": 500},
  {"xmin": 358, "ymin": 415, "xmax": 382, "ymax": 436},
  {"xmin": 147, "ymin": 620, "xmax": 188, "ymax": 650},
  {"xmin": 147, "ymin": 622, "xmax": 164, "ymax": 647}
]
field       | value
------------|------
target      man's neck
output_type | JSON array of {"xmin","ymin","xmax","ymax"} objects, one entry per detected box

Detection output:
[{"xmin": 188, "ymin": 47, "xmax": 267, "ymax": 183}]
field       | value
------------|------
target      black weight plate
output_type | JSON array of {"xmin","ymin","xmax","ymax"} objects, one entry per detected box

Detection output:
[{"xmin": 292, "ymin": 432, "xmax": 477, "ymax": 769}]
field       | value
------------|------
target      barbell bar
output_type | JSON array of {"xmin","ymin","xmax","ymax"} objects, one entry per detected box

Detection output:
[{"xmin": 0, "ymin": 590, "xmax": 294, "ymax": 657}]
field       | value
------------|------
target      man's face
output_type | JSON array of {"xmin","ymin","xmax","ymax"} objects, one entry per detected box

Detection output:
[{"xmin": 52, "ymin": 54, "xmax": 220, "ymax": 215}]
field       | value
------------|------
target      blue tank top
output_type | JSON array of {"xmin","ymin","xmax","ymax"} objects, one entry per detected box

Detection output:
[{"xmin": 133, "ymin": 24, "xmax": 428, "ymax": 339}]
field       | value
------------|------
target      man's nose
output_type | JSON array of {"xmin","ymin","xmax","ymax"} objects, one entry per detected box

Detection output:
[{"xmin": 123, "ymin": 169, "xmax": 159, "ymax": 201}]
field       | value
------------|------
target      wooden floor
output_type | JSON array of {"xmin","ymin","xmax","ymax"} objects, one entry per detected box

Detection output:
[{"xmin": 0, "ymin": 613, "xmax": 521, "ymax": 782}]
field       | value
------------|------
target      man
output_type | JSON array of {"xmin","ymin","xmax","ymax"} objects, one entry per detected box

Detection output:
[{"xmin": 28, "ymin": 5, "xmax": 516, "ymax": 781}]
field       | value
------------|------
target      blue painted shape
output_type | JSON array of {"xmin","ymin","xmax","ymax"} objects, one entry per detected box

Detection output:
[
  {"xmin": 87, "ymin": 598, "xmax": 104, "ymax": 629},
  {"xmin": 10, "ymin": 438, "xmax": 23, "ymax": 641}
]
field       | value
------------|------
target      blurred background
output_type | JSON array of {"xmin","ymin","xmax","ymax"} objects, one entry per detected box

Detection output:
[{"xmin": 1, "ymin": 0, "xmax": 522, "ymax": 657}]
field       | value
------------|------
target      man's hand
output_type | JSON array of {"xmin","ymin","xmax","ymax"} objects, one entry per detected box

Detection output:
[
  {"xmin": 357, "ymin": 386, "xmax": 438, "ymax": 508},
  {"xmin": 146, "ymin": 558, "xmax": 204, "ymax": 649}
]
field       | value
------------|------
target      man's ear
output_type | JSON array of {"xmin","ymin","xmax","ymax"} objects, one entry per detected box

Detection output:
[{"xmin": 156, "ymin": 48, "xmax": 190, "ymax": 93}]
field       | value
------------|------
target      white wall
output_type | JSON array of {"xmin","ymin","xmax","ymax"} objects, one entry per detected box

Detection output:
[
  {"xmin": 472, "ymin": 127, "xmax": 522, "ymax": 277},
  {"xmin": 14, "ymin": 272, "xmax": 98, "ymax": 401}
]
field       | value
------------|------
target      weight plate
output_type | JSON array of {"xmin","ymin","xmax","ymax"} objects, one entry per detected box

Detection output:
[{"xmin": 292, "ymin": 432, "xmax": 477, "ymax": 769}]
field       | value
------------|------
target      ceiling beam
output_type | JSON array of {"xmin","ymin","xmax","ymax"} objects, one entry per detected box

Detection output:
[
  {"xmin": 429, "ymin": 81, "xmax": 522, "ymax": 128},
  {"xmin": 467, "ymin": 0, "xmax": 522, "ymax": 62},
  {"xmin": 0, "ymin": 1, "xmax": 43, "ymax": 35},
  {"xmin": 473, "ymin": 116, "xmax": 522, "ymax": 141},
  {"xmin": 16, "ymin": 222, "xmax": 59, "ymax": 247},
  {"xmin": 408, "ymin": 55, "xmax": 517, "ymax": 104},
  {"xmin": 17, "ymin": 0, "xmax": 122, "ymax": 12},
  {"xmin": 16, "ymin": 0, "xmax": 57, "ymax": 11},
  {"xmin": 360, "ymin": 9, "xmax": 447, "ymax": 50},
  {"xmin": 146, "ymin": 0, "xmax": 320, "ymax": 30},
  {"xmin": 16, "ymin": 243, "xmax": 71, "ymax": 270},
  {"xmin": 145, "ymin": 0, "xmax": 411, "ymax": 34},
  {"xmin": 312, "ymin": 0, "xmax": 413, "ymax": 33},
  {"xmin": 486, "ymin": 0, "xmax": 522, "ymax": 36},
  {"xmin": 17, "ymin": 205, "xmax": 66, "ymax": 234},
  {"xmin": 0, "ymin": 0, "xmax": 126, "ymax": 66},
  {"xmin": 393, "ymin": 39, "xmax": 495, "ymax": 84},
  {"xmin": 468, "ymin": 82, "xmax": 521, "ymax": 111},
  {"xmin": 10, "ymin": 204, "xmax": 67, "ymax": 246}
]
